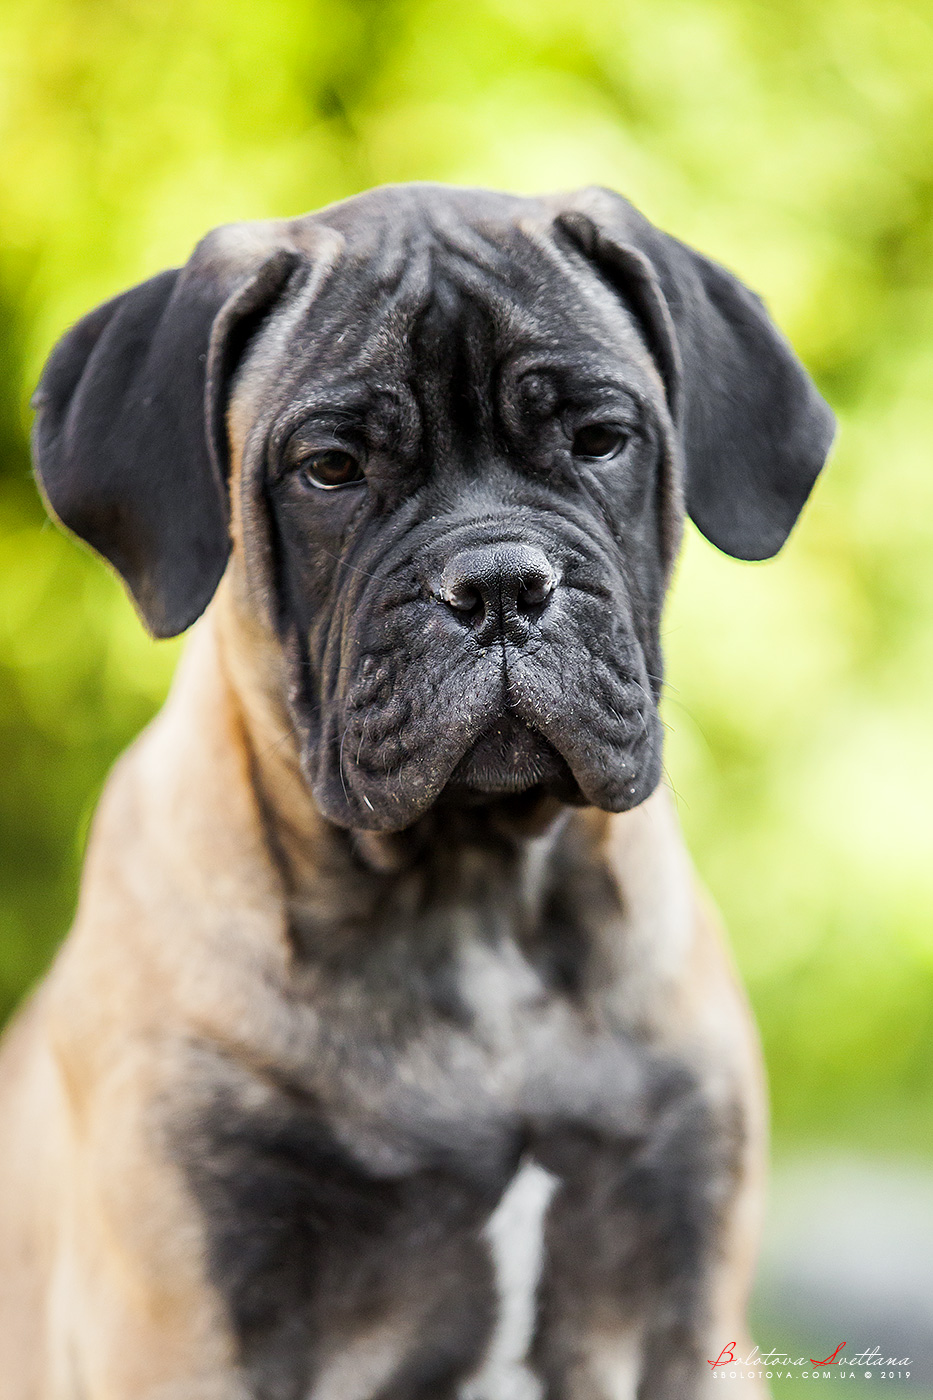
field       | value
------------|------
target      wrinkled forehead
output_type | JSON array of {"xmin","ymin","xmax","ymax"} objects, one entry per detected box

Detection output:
[{"xmin": 230, "ymin": 195, "xmax": 662, "ymax": 457}]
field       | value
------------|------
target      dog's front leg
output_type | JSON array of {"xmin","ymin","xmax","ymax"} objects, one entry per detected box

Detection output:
[
  {"xmin": 525, "ymin": 1070, "xmax": 762, "ymax": 1400},
  {"xmin": 525, "ymin": 1098, "xmax": 767, "ymax": 1400}
]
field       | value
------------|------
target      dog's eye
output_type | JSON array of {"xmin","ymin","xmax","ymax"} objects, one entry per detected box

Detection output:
[
  {"xmin": 572, "ymin": 424, "xmax": 629, "ymax": 460},
  {"xmin": 299, "ymin": 451, "xmax": 365, "ymax": 490}
]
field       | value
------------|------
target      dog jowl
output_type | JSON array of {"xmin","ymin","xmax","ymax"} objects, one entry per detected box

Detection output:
[{"xmin": 33, "ymin": 184, "xmax": 833, "ymax": 835}]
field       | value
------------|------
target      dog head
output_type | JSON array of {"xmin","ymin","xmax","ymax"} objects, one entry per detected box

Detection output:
[{"xmin": 33, "ymin": 184, "xmax": 834, "ymax": 833}]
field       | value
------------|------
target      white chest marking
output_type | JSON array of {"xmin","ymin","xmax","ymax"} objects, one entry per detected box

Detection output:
[
  {"xmin": 460, "ymin": 1158, "xmax": 560, "ymax": 1400},
  {"xmin": 590, "ymin": 1330, "xmax": 643, "ymax": 1399},
  {"xmin": 308, "ymin": 1323, "xmax": 408, "ymax": 1400}
]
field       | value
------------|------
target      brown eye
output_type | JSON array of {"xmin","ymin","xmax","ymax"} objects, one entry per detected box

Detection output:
[
  {"xmin": 299, "ymin": 450, "xmax": 365, "ymax": 490},
  {"xmin": 572, "ymin": 424, "xmax": 628, "ymax": 460}
]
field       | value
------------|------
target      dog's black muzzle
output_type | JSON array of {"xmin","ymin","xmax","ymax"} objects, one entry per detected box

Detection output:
[{"xmin": 294, "ymin": 507, "xmax": 663, "ymax": 834}]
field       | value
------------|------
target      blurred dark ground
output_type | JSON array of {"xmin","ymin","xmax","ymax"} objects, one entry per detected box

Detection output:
[{"xmin": 1, "ymin": 0, "xmax": 932, "ymax": 1382}]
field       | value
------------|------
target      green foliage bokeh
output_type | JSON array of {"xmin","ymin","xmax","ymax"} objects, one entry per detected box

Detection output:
[{"xmin": 1, "ymin": 0, "xmax": 932, "ymax": 1152}]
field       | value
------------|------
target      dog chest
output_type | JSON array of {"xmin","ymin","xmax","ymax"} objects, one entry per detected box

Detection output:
[{"xmin": 177, "ymin": 912, "xmax": 726, "ymax": 1400}]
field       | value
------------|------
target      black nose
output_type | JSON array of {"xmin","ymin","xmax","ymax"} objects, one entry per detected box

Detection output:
[{"xmin": 437, "ymin": 543, "xmax": 558, "ymax": 642}]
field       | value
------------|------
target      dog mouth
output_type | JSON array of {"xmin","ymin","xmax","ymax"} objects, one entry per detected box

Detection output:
[
  {"xmin": 443, "ymin": 712, "xmax": 581, "ymax": 804},
  {"xmin": 292, "ymin": 614, "xmax": 661, "ymax": 832}
]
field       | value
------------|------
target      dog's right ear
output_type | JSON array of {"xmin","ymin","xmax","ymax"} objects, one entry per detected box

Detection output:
[{"xmin": 32, "ymin": 225, "xmax": 312, "ymax": 638}]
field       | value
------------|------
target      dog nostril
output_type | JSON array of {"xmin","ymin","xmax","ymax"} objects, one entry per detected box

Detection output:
[
  {"xmin": 443, "ymin": 581, "xmax": 482, "ymax": 615},
  {"xmin": 517, "ymin": 568, "xmax": 556, "ymax": 611}
]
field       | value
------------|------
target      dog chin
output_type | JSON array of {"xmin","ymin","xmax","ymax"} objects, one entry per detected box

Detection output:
[
  {"xmin": 308, "ymin": 709, "xmax": 661, "ymax": 834},
  {"xmin": 444, "ymin": 714, "xmax": 579, "ymax": 800}
]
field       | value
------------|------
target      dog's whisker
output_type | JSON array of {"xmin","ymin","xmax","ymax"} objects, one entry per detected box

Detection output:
[
  {"xmin": 337, "ymin": 720, "xmax": 354, "ymax": 807},
  {"xmin": 662, "ymin": 761, "xmax": 688, "ymax": 809},
  {"xmin": 256, "ymin": 727, "xmax": 297, "ymax": 763},
  {"xmin": 312, "ymin": 544, "xmax": 394, "ymax": 587},
  {"xmin": 356, "ymin": 713, "xmax": 372, "ymax": 767}
]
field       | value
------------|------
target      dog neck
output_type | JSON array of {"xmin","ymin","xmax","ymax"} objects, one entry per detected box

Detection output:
[{"xmin": 92, "ymin": 590, "xmax": 695, "ymax": 1051}]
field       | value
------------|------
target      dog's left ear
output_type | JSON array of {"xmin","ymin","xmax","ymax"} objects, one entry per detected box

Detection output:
[
  {"xmin": 554, "ymin": 188, "xmax": 835, "ymax": 560},
  {"xmin": 32, "ymin": 224, "xmax": 313, "ymax": 637}
]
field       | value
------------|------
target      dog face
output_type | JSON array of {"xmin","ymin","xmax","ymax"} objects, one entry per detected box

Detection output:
[
  {"xmin": 32, "ymin": 184, "xmax": 834, "ymax": 833},
  {"xmin": 234, "ymin": 191, "xmax": 676, "ymax": 829}
]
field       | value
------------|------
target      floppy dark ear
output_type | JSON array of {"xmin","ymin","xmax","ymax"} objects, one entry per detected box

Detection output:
[
  {"xmin": 32, "ymin": 228, "xmax": 303, "ymax": 636},
  {"xmin": 555, "ymin": 189, "xmax": 836, "ymax": 560}
]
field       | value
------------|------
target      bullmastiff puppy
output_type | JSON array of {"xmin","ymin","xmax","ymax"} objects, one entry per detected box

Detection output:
[{"xmin": 0, "ymin": 183, "xmax": 834, "ymax": 1399}]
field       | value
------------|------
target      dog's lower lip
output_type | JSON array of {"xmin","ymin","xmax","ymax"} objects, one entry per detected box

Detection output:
[{"xmin": 446, "ymin": 714, "xmax": 571, "ymax": 796}]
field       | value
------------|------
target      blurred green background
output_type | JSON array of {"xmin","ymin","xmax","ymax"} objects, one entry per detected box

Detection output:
[{"xmin": 1, "ymin": 0, "xmax": 932, "ymax": 1176}]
